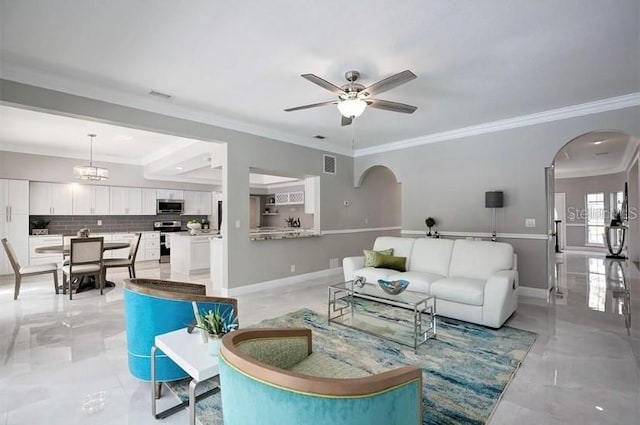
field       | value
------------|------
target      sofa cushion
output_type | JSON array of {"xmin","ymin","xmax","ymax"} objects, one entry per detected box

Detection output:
[
  {"xmin": 353, "ymin": 267, "xmax": 396, "ymax": 283},
  {"xmin": 448, "ymin": 240, "xmax": 514, "ymax": 280},
  {"xmin": 373, "ymin": 237, "xmax": 416, "ymax": 269},
  {"xmin": 387, "ymin": 271, "xmax": 445, "ymax": 294},
  {"xmin": 363, "ymin": 248, "xmax": 393, "ymax": 267},
  {"xmin": 373, "ymin": 253, "xmax": 407, "ymax": 272},
  {"xmin": 409, "ymin": 238, "xmax": 454, "ymax": 276},
  {"xmin": 430, "ymin": 277, "xmax": 486, "ymax": 306}
]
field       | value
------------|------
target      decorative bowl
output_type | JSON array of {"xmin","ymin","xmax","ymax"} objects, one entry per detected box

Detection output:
[{"xmin": 377, "ymin": 279, "xmax": 409, "ymax": 295}]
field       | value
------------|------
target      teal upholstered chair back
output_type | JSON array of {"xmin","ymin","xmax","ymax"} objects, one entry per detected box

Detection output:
[
  {"xmin": 219, "ymin": 328, "xmax": 422, "ymax": 425},
  {"xmin": 123, "ymin": 278, "xmax": 237, "ymax": 382}
]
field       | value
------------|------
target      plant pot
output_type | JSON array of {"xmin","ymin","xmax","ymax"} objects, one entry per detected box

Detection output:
[{"xmin": 207, "ymin": 334, "xmax": 222, "ymax": 356}]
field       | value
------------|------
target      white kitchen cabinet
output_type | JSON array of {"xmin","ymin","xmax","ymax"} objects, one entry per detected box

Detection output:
[
  {"xmin": 141, "ymin": 231, "xmax": 160, "ymax": 262},
  {"xmin": 274, "ymin": 191, "xmax": 305, "ymax": 206},
  {"xmin": 157, "ymin": 189, "xmax": 184, "ymax": 200},
  {"xmin": 110, "ymin": 187, "xmax": 142, "ymax": 215},
  {"xmin": 31, "ymin": 182, "xmax": 73, "ymax": 215},
  {"xmin": 142, "ymin": 188, "xmax": 157, "ymax": 215},
  {"xmin": 29, "ymin": 235, "xmax": 63, "ymax": 266},
  {"xmin": 183, "ymin": 191, "xmax": 212, "ymax": 215},
  {"xmin": 1, "ymin": 179, "xmax": 29, "ymax": 275},
  {"xmin": 72, "ymin": 184, "xmax": 110, "ymax": 215}
]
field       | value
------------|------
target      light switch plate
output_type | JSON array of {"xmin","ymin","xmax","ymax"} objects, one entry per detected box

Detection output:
[
  {"xmin": 235, "ymin": 220, "xmax": 240, "ymax": 228},
  {"xmin": 97, "ymin": 220, "xmax": 102, "ymax": 226},
  {"xmin": 525, "ymin": 218, "xmax": 536, "ymax": 228}
]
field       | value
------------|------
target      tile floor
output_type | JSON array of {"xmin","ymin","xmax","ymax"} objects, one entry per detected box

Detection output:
[{"xmin": 0, "ymin": 251, "xmax": 638, "ymax": 424}]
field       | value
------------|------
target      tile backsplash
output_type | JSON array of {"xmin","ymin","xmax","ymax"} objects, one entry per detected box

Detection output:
[{"xmin": 30, "ymin": 215, "xmax": 208, "ymax": 235}]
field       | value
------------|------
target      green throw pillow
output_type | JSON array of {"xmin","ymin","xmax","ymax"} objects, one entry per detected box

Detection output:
[
  {"xmin": 363, "ymin": 248, "xmax": 394, "ymax": 267},
  {"xmin": 373, "ymin": 253, "xmax": 407, "ymax": 272}
]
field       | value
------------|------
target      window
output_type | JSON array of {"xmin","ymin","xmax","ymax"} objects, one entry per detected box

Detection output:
[{"xmin": 586, "ymin": 193, "xmax": 605, "ymax": 245}]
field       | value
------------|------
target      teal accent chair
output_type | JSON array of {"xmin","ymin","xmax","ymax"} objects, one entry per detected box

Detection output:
[
  {"xmin": 123, "ymin": 278, "xmax": 237, "ymax": 382},
  {"xmin": 219, "ymin": 328, "xmax": 422, "ymax": 425}
]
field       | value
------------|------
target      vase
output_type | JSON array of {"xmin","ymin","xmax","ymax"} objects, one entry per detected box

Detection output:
[{"xmin": 207, "ymin": 335, "xmax": 222, "ymax": 356}]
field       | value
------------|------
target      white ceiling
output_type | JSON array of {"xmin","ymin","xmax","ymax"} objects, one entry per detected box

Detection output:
[
  {"xmin": 1, "ymin": 0, "xmax": 638, "ymax": 153},
  {"xmin": 554, "ymin": 131, "xmax": 637, "ymax": 178}
]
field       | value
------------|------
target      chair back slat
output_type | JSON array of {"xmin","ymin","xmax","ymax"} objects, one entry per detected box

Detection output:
[
  {"xmin": 1, "ymin": 238, "xmax": 21, "ymax": 273},
  {"xmin": 129, "ymin": 233, "xmax": 142, "ymax": 262},
  {"xmin": 70, "ymin": 237, "xmax": 104, "ymax": 265}
]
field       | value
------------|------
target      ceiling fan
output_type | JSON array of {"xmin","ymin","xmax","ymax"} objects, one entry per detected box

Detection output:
[{"xmin": 284, "ymin": 70, "xmax": 418, "ymax": 126}]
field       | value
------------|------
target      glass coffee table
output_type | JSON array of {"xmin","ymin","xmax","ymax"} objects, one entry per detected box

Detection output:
[{"xmin": 328, "ymin": 281, "xmax": 436, "ymax": 352}]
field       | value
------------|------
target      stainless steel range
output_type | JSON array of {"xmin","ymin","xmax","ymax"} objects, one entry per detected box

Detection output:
[{"xmin": 154, "ymin": 220, "xmax": 183, "ymax": 263}]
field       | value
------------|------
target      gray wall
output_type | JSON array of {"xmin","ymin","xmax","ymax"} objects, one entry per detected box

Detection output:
[
  {"xmin": 555, "ymin": 172, "xmax": 626, "ymax": 247},
  {"xmin": 355, "ymin": 106, "xmax": 640, "ymax": 289},
  {"xmin": 0, "ymin": 79, "xmax": 401, "ymax": 289}
]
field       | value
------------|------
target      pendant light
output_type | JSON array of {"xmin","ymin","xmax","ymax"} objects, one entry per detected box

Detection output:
[{"xmin": 73, "ymin": 134, "xmax": 109, "ymax": 181}]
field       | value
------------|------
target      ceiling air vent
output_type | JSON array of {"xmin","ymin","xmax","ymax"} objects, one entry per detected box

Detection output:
[
  {"xmin": 313, "ymin": 135, "xmax": 326, "ymax": 139},
  {"xmin": 148, "ymin": 90, "xmax": 174, "ymax": 100},
  {"xmin": 323, "ymin": 154, "xmax": 336, "ymax": 175}
]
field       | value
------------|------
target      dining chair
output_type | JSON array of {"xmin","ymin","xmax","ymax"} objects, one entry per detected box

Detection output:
[
  {"xmin": 101, "ymin": 233, "xmax": 142, "ymax": 292},
  {"xmin": 62, "ymin": 237, "xmax": 104, "ymax": 300},
  {"xmin": 2, "ymin": 238, "xmax": 59, "ymax": 300}
]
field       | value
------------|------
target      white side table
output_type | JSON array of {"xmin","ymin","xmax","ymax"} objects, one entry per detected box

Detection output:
[{"xmin": 151, "ymin": 328, "xmax": 220, "ymax": 425}]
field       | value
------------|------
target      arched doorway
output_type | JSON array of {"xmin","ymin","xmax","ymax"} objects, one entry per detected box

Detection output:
[{"xmin": 547, "ymin": 130, "xmax": 637, "ymax": 293}]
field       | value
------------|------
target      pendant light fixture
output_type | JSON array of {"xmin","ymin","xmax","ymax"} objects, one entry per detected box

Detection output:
[{"xmin": 73, "ymin": 134, "xmax": 109, "ymax": 181}]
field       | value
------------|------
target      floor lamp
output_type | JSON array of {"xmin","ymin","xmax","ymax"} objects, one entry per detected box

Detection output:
[{"xmin": 485, "ymin": 191, "xmax": 504, "ymax": 242}]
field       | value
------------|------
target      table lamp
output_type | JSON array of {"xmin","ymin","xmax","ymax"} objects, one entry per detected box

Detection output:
[{"xmin": 485, "ymin": 191, "xmax": 504, "ymax": 242}]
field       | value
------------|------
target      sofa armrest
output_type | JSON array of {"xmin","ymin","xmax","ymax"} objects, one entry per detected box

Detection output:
[
  {"xmin": 343, "ymin": 256, "xmax": 364, "ymax": 281},
  {"xmin": 482, "ymin": 270, "xmax": 519, "ymax": 328}
]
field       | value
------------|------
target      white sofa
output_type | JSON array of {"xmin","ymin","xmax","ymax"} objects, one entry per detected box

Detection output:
[{"xmin": 342, "ymin": 237, "xmax": 518, "ymax": 328}]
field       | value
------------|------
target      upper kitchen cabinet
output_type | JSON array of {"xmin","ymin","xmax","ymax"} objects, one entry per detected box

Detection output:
[
  {"xmin": 72, "ymin": 184, "xmax": 110, "ymax": 215},
  {"xmin": 29, "ymin": 182, "xmax": 72, "ymax": 215},
  {"xmin": 110, "ymin": 187, "xmax": 142, "ymax": 215},
  {"xmin": 157, "ymin": 189, "xmax": 184, "ymax": 200},
  {"xmin": 142, "ymin": 188, "xmax": 157, "ymax": 215},
  {"xmin": 274, "ymin": 191, "xmax": 304, "ymax": 205},
  {"xmin": 184, "ymin": 191, "xmax": 212, "ymax": 215},
  {"xmin": 2, "ymin": 179, "xmax": 30, "ymax": 215}
]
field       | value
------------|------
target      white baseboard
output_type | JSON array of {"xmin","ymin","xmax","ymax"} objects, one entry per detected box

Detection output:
[
  {"xmin": 220, "ymin": 267, "xmax": 343, "ymax": 297},
  {"xmin": 518, "ymin": 286, "xmax": 548, "ymax": 299}
]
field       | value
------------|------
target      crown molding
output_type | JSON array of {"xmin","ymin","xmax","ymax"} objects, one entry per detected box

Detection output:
[{"xmin": 354, "ymin": 92, "xmax": 640, "ymax": 157}]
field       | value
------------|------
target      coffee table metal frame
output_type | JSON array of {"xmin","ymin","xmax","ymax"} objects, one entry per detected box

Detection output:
[{"xmin": 328, "ymin": 281, "xmax": 436, "ymax": 352}]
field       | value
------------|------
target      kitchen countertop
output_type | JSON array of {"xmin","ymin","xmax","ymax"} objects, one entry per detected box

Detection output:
[
  {"xmin": 249, "ymin": 228, "xmax": 318, "ymax": 241},
  {"xmin": 29, "ymin": 231, "xmax": 160, "ymax": 237}
]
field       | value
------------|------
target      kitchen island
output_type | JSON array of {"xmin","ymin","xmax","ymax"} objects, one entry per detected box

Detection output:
[{"xmin": 170, "ymin": 232, "xmax": 212, "ymax": 275}]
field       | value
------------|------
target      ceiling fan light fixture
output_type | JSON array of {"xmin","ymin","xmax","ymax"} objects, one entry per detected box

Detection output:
[
  {"xmin": 337, "ymin": 99, "xmax": 367, "ymax": 118},
  {"xmin": 74, "ymin": 134, "xmax": 109, "ymax": 181}
]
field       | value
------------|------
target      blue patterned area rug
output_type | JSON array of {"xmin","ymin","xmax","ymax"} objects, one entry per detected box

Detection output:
[{"xmin": 166, "ymin": 307, "xmax": 536, "ymax": 425}]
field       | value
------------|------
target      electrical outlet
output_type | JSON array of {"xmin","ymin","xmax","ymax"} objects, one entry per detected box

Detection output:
[
  {"xmin": 290, "ymin": 264, "xmax": 296, "ymax": 273},
  {"xmin": 525, "ymin": 218, "xmax": 536, "ymax": 228},
  {"xmin": 97, "ymin": 220, "xmax": 102, "ymax": 226},
  {"xmin": 364, "ymin": 217, "xmax": 369, "ymax": 225}
]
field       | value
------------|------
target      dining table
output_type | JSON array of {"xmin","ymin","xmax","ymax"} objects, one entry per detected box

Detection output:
[{"xmin": 35, "ymin": 241, "xmax": 132, "ymax": 292}]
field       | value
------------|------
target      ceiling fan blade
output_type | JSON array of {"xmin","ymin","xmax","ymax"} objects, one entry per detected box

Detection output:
[
  {"xmin": 341, "ymin": 115, "xmax": 353, "ymax": 126},
  {"xmin": 301, "ymin": 74, "xmax": 346, "ymax": 96},
  {"xmin": 361, "ymin": 70, "xmax": 417, "ymax": 97},
  {"xmin": 284, "ymin": 100, "xmax": 337, "ymax": 112},
  {"xmin": 366, "ymin": 99, "xmax": 417, "ymax": 114}
]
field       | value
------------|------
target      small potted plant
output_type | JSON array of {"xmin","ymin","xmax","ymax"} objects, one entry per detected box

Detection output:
[
  {"xmin": 425, "ymin": 217, "xmax": 436, "ymax": 237},
  {"xmin": 186, "ymin": 219, "xmax": 202, "ymax": 235},
  {"xmin": 31, "ymin": 219, "xmax": 51, "ymax": 235},
  {"xmin": 193, "ymin": 305, "xmax": 238, "ymax": 355}
]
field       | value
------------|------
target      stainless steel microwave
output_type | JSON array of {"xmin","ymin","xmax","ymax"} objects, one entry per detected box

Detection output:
[{"xmin": 157, "ymin": 199, "xmax": 184, "ymax": 215}]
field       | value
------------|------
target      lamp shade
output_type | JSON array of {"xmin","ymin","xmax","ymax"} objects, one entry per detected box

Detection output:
[
  {"xmin": 337, "ymin": 99, "xmax": 367, "ymax": 118},
  {"xmin": 485, "ymin": 191, "xmax": 504, "ymax": 208}
]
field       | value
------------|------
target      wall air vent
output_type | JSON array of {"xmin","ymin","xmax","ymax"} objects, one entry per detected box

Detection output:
[
  {"xmin": 323, "ymin": 154, "xmax": 336, "ymax": 175},
  {"xmin": 313, "ymin": 135, "xmax": 326, "ymax": 139},
  {"xmin": 594, "ymin": 152, "xmax": 609, "ymax": 156},
  {"xmin": 148, "ymin": 90, "xmax": 174, "ymax": 100}
]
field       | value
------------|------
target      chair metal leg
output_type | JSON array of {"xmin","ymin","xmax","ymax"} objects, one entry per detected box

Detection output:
[
  {"xmin": 131, "ymin": 264, "xmax": 136, "ymax": 278},
  {"xmin": 13, "ymin": 275, "xmax": 21, "ymax": 300},
  {"xmin": 63, "ymin": 273, "xmax": 68, "ymax": 294},
  {"xmin": 53, "ymin": 270, "xmax": 59, "ymax": 295},
  {"xmin": 128, "ymin": 266, "xmax": 133, "ymax": 278},
  {"xmin": 155, "ymin": 382, "xmax": 163, "ymax": 399},
  {"xmin": 99, "ymin": 271, "xmax": 104, "ymax": 295},
  {"xmin": 69, "ymin": 274, "xmax": 73, "ymax": 300}
]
